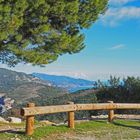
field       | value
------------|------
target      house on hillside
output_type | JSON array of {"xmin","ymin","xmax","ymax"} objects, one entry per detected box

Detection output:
[
  {"xmin": 0, "ymin": 93, "xmax": 14, "ymax": 114},
  {"xmin": 0, "ymin": 93, "xmax": 5, "ymax": 113},
  {"xmin": 4, "ymin": 98, "xmax": 14, "ymax": 110}
]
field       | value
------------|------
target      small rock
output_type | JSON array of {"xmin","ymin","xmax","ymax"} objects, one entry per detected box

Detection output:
[
  {"xmin": 91, "ymin": 115, "xmax": 108, "ymax": 119},
  {"xmin": 52, "ymin": 122, "xmax": 65, "ymax": 126},
  {"xmin": 7, "ymin": 117, "xmax": 22, "ymax": 123}
]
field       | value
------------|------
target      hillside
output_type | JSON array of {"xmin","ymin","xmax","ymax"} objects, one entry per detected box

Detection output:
[
  {"xmin": 0, "ymin": 68, "xmax": 97, "ymax": 118},
  {"xmin": 32, "ymin": 73, "xmax": 96, "ymax": 92},
  {"xmin": 0, "ymin": 68, "xmax": 97, "ymax": 105},
  {"xmin": 0, "ymin": 68, "xmax": 68, "ymax": 113}
]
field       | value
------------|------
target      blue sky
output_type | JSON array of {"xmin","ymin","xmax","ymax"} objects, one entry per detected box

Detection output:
[{"xmin": 1, "ymin": 0, "xmax": 140, "ymax": 80}]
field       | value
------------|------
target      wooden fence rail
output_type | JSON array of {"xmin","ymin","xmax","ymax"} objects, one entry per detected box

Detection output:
[{"xmin": 20, "ymin": 101, "xmax": 140, "ymax": 136}]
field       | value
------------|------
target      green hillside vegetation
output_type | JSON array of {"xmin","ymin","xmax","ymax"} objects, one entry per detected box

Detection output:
[
  {"xmin": 0, "ymin": 69, "xmax": 140, "ymax": 139},
  {"xmin": 0, "ymin": 68, "xmax": 97, "ymax": 121},
  {"xmin": 26, "ymin": 89, "xmax": 97, "ymax": 121},
  {"xmin": 0, "ymin": 68, "xmax": 67, "ymax": 104},
  {"xmin": 12, "ymin": 76, "xmax": 140, "ymax": 121},
  {"xmin": 1, "ymin": 68, "xmax": 140, "ymax": 121},
  {"xmin": 96, "ymin": 76, "xmax": 140, "ymax": 114},
  {"xmin": 97, "ymin": 76, "xmax": 140, "ymax": 103}
]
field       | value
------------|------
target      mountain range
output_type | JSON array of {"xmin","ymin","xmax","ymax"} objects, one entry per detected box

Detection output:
[
  {"xmin": 32, "ymin": 73, "xmax": 96, "ymax": 92},
  {"xmin": 0, "ymin": 68, "xmax": 67, "ymax": 104},
  {"xmin": 0, "ymin": 68, "xmax": 97, "ymax": 118}
]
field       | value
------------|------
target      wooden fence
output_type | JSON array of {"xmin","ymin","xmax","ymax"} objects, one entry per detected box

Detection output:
[{"xmin": 20, "ymin": 101, "xmax": 140, "ymax": 136}]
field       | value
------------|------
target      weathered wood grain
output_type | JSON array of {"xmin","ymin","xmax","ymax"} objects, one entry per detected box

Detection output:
[
  {"xmin": 21, "ymin": 103, "xmax": 140, "ymax": 116},
  {"xmin": 25, "ymin": 103, "xmax": 35, "ymax": 136},
  {"xmin": 67, "ymin": 102, "xmax": 75, "ymax": 129},
  {"xmin": 108, "ymin": 101, "xmax": 114, "ymax": 122}
]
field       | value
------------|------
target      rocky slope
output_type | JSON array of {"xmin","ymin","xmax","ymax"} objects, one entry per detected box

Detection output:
[{"xmin": 0, "ymin": 68, "xmax": 67, "ymax": 113}]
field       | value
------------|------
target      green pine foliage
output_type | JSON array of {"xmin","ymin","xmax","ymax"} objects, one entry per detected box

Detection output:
[
  {"xmin": 97, "ymin": 76, "xmax": 140, "ymax": 103},
  {"xmin": 0, "ymin": 0, "xmax": 108, "ymax": 66},
  {"xmin": 96, "ymin": 76, "xmax": 140, "ymax": 114}
]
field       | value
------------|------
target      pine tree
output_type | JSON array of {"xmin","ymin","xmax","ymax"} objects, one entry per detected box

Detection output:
[{"xmin": 0, "ymin": 0, "xmax": 108, "ymax": 66}]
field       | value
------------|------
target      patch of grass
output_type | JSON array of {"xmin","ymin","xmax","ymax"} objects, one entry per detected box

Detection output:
[
  {"xmin": 33, "ymin": 125, "xmax": 69, "ymax": 138},
  {"xmin": 75, "ymin": 120, "xmax": 140, "ymax": 140},
  {"xmin": 0, "ymin": 123, "xmax": 70, "ymax": 140},
  {"xmin": 0, "ymin": 119, "xmax": 140, "ymax": 140}
]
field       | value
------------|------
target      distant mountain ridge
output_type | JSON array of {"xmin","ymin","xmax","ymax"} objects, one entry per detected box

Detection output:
[
  {"xmin": 0, "ymin": 68, "xmax": 97, "ymax": 118},
  {"xmin": 0, "ymin": 68, "xmax": 67, "ymax": 105},
  {"xmin": 32, "ymin": 73, "xmax": 96, "ymax": 92}
]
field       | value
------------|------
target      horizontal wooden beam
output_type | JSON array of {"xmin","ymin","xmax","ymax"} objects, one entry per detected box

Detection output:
[
  {"xmin": 115, "ymin": 103, "xmax": 140, "ymax": 110},
  {"xmin": 76, "ymin": 103, "xmax": 140, "ymax": 110},
  {"xmin": 21, "ymin": 104, "xmax": 77, "ymax": 116},
  {"xmin": 21, "ymin": 103, "xmax": 140, "ymax": 116}
]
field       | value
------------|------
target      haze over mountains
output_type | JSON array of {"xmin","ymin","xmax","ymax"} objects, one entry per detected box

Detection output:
[{"xmin": 32, "ymin": 73, "xmax": 96, "ymax": 92}]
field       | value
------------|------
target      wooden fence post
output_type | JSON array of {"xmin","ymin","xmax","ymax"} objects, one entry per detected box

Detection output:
[
  {"xmin": 108, "ymin": 101, "xmax": 114, "ymax": 122},
  {"xmin": 26, "ymin": 103, "xmax": 35, "ymax": 135},
  {"xmin": 67, "ymin": 102, "xmax": 75, "ymax": 129}
]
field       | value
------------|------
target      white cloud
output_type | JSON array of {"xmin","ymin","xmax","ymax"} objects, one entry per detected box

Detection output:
[
  {"xmin": 109, "ymin": 44, "xmax": 125, "ymax": 50},
  {"xmin": 0, "ymin": 63, "xmax": 91, "ymax": 80},
  {"xmin": 102, "ymin": 7, "xmax": 140, "ymax": 26},
  {"xmin": 109, "ymin": 0, "xmax": 137, "ymax": 6},
  {"xmin": 46, "ymin": 71, "xmax": 89, "ymax": 79}
]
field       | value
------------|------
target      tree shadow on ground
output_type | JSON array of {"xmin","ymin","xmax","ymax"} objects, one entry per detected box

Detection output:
[
  {"xmin": 92, "ymin": 119, "xmax": 109, "ymax": 124},
  {"xmin": 113, "ymin": 121, "xmax": 140, "ymax": 131},
  {"xmin": 92, "ymin": 119, "xmax": 140, "ymax": 131},
  {"xmin": 0, "ymin": 129, "xmax": 25, "ymax": 135}
]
